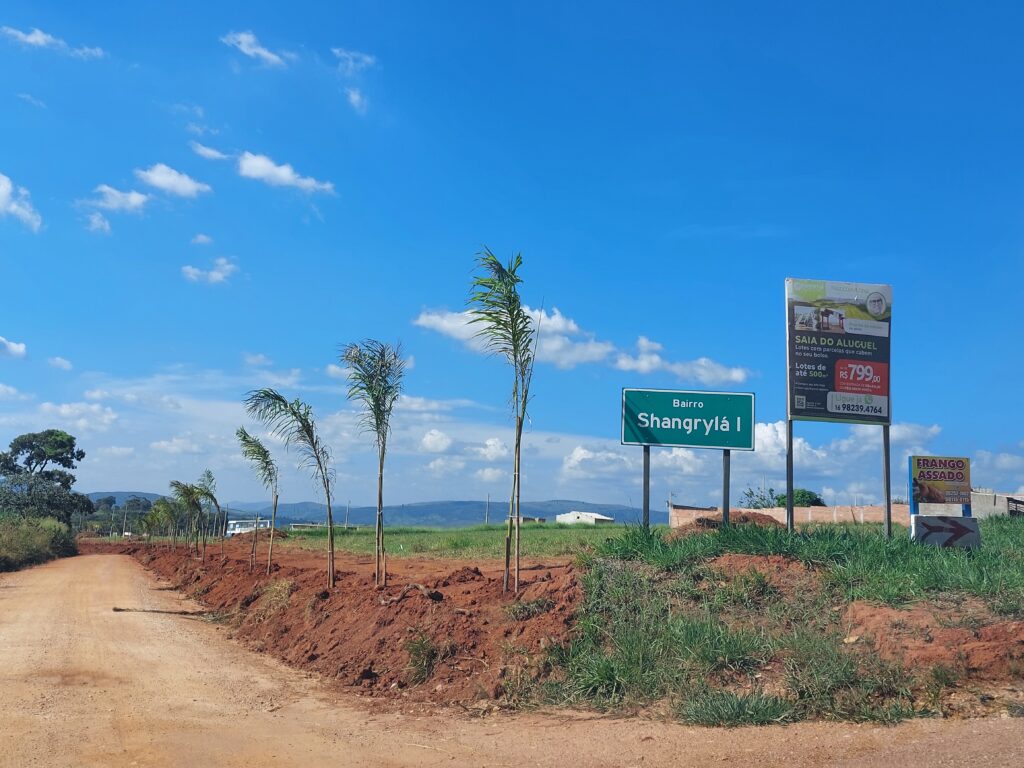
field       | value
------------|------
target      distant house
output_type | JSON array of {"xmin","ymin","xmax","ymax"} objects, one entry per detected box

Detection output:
[{"xmin": 556, "ymin": 511, "xmax": 615, "ymax": 525}]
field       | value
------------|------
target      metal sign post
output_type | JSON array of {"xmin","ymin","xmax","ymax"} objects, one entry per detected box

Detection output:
[
  {"xmin": 642, "ymin": 445, "xmax": 651, "ymax": 532},
  {"xmin": 622, "ymin": 388, "xmax": 755, "ymax": 531},
  {"xmin": 722, "ymin": 449, "xmax": 731, "ymax": 526}
]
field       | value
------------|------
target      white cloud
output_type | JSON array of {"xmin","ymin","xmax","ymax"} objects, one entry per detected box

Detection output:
[
  {"xmin": 413, "ymin": 309, "xmax": 483, "ymax": 349},
  {"xmin": 17, "ymin": 93, "xmax": 45, "ymax": 108},
  {"xmin": 244, "ymin": 353, "xmax": 272, "ymax": 367},
  {"xmin": 1, "ymin": 26, "xmax": 105, "ymax": 59},
  {"xmin": 420, "ymin": 428, "xmax": 453, "ymax": 453},
  {"xmin": 181, "ymin": 257, "xmax": 238, "ymax": 284},
  {"xmin": 475, "ymin": 467, "xmax": 506, "ymax": 483},
  {"xmin": 48, "ymin": 356, "xmax": 72, "ymax": 371},
  {"xmin": 190, "ymin": 141, "xmax": 228, "ymax": 161},
  {"xmin": 237, "ymin": 152, "xmax": 334, "ymax": 193},
  {"xmin": 0, "ymin": 173, "xmax": 43, "ymax": 232},
  {"xmin": 0, "ymin": 383, "xmax": 28, "ymax": 400},
  {"xmin": 150, "ymin": 435, "xmax": 202, "ymax": 455},
  {"xmin": 325, "ymin": 363, "xmax": 348, "ymax": 379},
  {"xmin": 186, "ymin": 122, "xmax": 218, "ymax": 137},
  {"xmin": 0, "ymin": 335, "xmax": 27, "ymax": 358},
  {"xmin": 332, "ymin": 48, "xmax": 376, "ymax": 76},
  {"xmin": 474, "ymin": 438, "xmax": 509, "ymax": 461},
  {"xmin": 414, "ymin": 307, "xmax": 743, "ymax": 379},
  {"xmin": 427, "ymin": 455, "xmax": 465, "ymax": 476},
  {"xmin": 84, "ymin": 389, "xmax": 109, "ymax": 400},
  {"xmin": 135, "ymin": 163, "xmax": 211, "ymax": 197},
  {"xmin": 220, "ymin": 31, "xmax": 289, "ymax": 67},
  {"xmin": 191, "ymin": 233, "xmax": 213, "ymax": 245},
  {"xmin": 99, "ymin": 446, "xmax": 134, "ymax": 458},
  {"xmin": 346, "ymin": 87, "xmax": 368, "ymax": 115},
  {"xmin": 86, "ymin": 184, "xmax": 149, "ymax": 213},
  {"xmin": 39, "ymin": 402, "xmax": 117, "ymax": 432},
  {"xmin": 561, "ymin": 445, "xmax": 633, "ymax": 481},
  {"xmin": 614, "ymin": 336, "xmax": 750, "ymax": 385},
  {"xmin": 87, "ymin": 212, "xmax": 111, "ymax": 234}
]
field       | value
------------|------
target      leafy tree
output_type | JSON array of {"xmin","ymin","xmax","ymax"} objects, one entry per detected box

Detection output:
[
  {"xmin": 741, "ymin": 486, "xmax": 778, "ymax": 509},
  {"xmin": 245, "ymin": 388, "xmax": 337, "ymax": 588},
  {"xmin": 468, "ymin": 248, "xmax": 537, "ymax": 594},
  {"xmin": 236, "ymin": 427, "xmax": 280, "ymax": 574},
  {"xmin": 774, "ymin": 488, "xmax": 827, "ymax": 507},
  {"xmin": 94, "ymin": 495, "xmax": 116, "ymax": 511},
  {"xmin": 0, "ymin": 429, "xmax": 85, "ymax": 490},
  {"xmin": 342, "ymin": 339, "xmax": 407, "ymax": 588},
  {"xmin": 0, "ymin": 474, "xmax": 93, "ymax": 526}
]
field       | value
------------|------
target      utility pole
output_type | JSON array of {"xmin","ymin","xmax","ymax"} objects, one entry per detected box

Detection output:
[{"xmin": 485, "ymin": 493, "xmax": 490, "ymax": 525}]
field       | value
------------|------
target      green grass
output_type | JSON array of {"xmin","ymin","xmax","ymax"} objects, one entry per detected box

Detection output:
[
  {"xmin": 545, "ymin": 518, "xmax": 1024, "ymax": 725},
  {"xmin": 0, "ymin": 516, "xmax": 76, "ymax": 572},
  {"xmin": 597, "ymin": 517, "xmax": 1024, "ymax": 606},
  {"xmin": 678, "ymin": 690, "xmax": 794, "ymax": 727},
  {"xmin": 286, "ymin": 522, "xmax": 624, "ymax": 560}
]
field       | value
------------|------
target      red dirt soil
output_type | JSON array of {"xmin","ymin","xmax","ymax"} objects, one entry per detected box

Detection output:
[
  {"xmin": 844, "ymin": 600, "xmax": 1024, "ymax": 679},
  {"xmin": 81, "ymin": 538, "xmax": 578, "ymax": 707},
  {"xmin": 667, "ymin": 512, "xmax": 784, "ymax": 539}
]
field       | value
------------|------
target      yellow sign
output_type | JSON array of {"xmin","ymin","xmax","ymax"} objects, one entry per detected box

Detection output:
[{"xmin": 910, "ymin": 456, "xmax": 971, "ymax": 504}]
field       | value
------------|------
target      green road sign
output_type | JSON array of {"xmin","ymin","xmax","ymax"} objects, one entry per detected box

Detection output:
[{"xmin": 621, "ymin": 389, "xmax": 755, "ymax": 450}]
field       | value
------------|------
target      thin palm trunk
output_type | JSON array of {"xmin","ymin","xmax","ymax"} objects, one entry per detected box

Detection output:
[
  {"xmin": 250, "ymin": 510, "xmax": 259, "ymax": 572},
  {"xmin": 267, "ymin": 491, "xmax": 278, "ymax": 575},
  {"xmin": 323, "ymin": 477, "xmax": 335, "ymax": 588},
  {"xmin": 513, "ymin": 413, "xmax": 524, "ymax": 593},
  {"xmin": 376, "ymin": 446, "xmax": 386, "ymax": 587}
]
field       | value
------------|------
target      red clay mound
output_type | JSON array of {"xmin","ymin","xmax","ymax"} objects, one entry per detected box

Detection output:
[
  {"xmin": 83, "ymin": 538, "xmax": 578, "ymax": 707},
  {"xmin": 706, "ymin": 553, "xmax": 810, "ymax": 592},
  {"xmin": 667, "ymin": 512, "xmax": 784, "ymax": 540},
  {"xmin": 844, "ymin": 600, "xmax": 1024, "ymax": 679}
]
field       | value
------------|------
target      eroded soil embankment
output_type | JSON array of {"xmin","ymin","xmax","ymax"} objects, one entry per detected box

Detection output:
[{"xmin": 81, "ymin": 538, "xmax": 578, "ymax": 706}]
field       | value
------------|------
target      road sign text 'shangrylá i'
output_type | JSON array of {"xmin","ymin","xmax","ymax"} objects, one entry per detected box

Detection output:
[{"xmin": 621, "ymin": 389, "xmax": 755, "ymax": 451}]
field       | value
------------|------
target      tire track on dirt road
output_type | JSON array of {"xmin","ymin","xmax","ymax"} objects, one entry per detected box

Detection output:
[{"xmin": 1, "ymin": 554, "xmax": 1022, "ymax": 767}]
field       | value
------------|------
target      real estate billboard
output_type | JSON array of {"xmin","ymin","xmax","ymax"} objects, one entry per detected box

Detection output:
[{"xmin": 786, "ymin": 278, "xmax": 892, "ymax": 424}]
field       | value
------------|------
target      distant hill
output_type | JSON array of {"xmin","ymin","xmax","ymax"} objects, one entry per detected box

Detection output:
[
  {"xmin": 225, "ymin": 499, "xmax": 657, "ymax": 528},
  {"xmin": 87, "ymin": 492, "xmax": 658, "ymax": 527},
  {"xmin": 87, "ymin": 491, "xmax": 165, "ymax": 506}
]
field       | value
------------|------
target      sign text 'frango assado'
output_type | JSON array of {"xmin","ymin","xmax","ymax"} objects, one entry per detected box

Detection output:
[{"xmin": 621, "ymin": 389, "xmax": 755, "ymax": 451}]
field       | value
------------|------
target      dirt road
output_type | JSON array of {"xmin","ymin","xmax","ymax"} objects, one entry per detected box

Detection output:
[{"xmin": 2, "ymin": 555, "xmax": 1022, "ymax": 768}]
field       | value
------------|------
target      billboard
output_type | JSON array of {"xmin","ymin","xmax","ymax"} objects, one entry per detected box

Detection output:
[
  {"xmin": 786, "ymin": 278, "xmax": 892, "ymax": 424},
  {"xmin": 621, "ymin": 389, "xmax": 755, "ymax": 451},
  {"xmin": 910, "ymin": 456, "xmax": 971, "ymax": 505}
]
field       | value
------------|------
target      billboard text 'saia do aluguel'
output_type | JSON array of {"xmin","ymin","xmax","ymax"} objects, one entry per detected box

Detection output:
[{"xmin": 785, "ymin": 278, "xmax": 892, "ymax": 425}]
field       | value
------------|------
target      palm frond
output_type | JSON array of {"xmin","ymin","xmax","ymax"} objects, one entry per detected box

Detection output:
[
  {"xmin": 341, "ymin": 339, "xmax": 406, "ymax": 451},
  {"xmin": 244, "ymin": 388, "xmax": 334, "ymax": 494},
  {"xmin": 236, "ymin": 426, "xmax": 279, "ymax": 492}
]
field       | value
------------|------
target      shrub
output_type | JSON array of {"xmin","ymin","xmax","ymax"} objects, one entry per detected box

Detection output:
[{"xmin": 0, "ymin": 516, "xmax": 76, "ymax": 571}]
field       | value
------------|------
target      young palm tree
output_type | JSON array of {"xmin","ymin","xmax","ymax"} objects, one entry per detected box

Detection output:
[
  {"xmin": 169, "ymin": 480, "xmax": 204, "ymax": 559},
  {"xmin": 341, "ymin": 339, "xmax": 407, "ymax": 587},
  {"xmin": 245, "ymin": 388, "xmax": 338, "ymax": 588},
  {"xmin": 468, "ymin": 248, "xmax": 537, "ymax": 594},
  {"xmin": 196, "ymin": 469, "xmax": 224, "ymax": 559},
  {"xmin": 236, "ymin": 426, "xmax": 280, "ymax": 574}
]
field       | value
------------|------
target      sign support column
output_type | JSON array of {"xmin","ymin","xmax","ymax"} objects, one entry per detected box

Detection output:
[
  {"xmin": 722, "ymin": 449, "xmax": 731, "ymax": 527},
  {"xmin": 882, "ymin": 425, "xmax": 892, "ymax": 539},
  {"xmin": 785, "ymin": 419, "xmax": 794, "ymax": 532},
  {"xmin": 642, "ymin": 445, "xmax": 650, "ymax": 533}
]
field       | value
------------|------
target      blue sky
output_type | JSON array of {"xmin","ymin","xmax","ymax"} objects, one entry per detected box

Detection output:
[{"xmin": 2, "ymin": 2, "xmax": 1023, "ymax": 507}]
